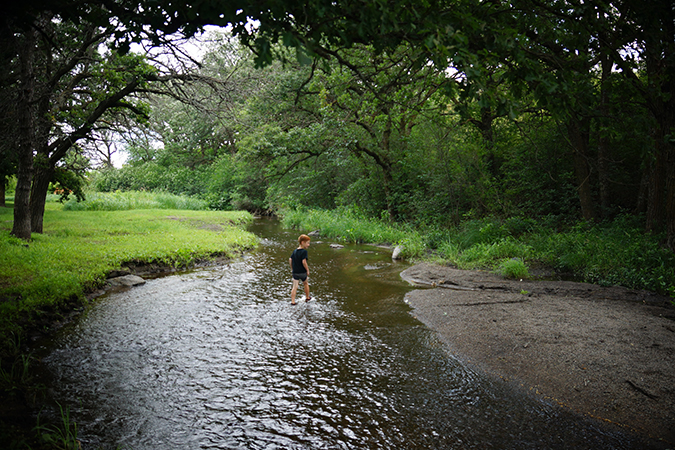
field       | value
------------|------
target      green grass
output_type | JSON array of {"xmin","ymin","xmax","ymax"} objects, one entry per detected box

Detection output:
[
  {"xmin": 0, "ymin": 201, "xmax": 257, "ymax": 357},
  {"xmin": 281, "ymin": 208, "xmax": 675, "ymax": 297},
  {"xmin": 62, "ymin": 190, "xmax": 209, "ymax": 211},
  {"xmin": 497, "ymin": 258, "xmax": 531, "ymax": 279},
  {"xmin": 281, "ymin": 207, "xmax": 427, "ymax": 258}
]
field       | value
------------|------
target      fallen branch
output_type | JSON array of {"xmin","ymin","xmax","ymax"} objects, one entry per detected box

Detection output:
[
  {"xmin": 626, "ymin": 380, "xmax": 659, "ymax": 400},
  {"xmin": 407, "ymin": 278, "xmax": 476, "ymax": 291}
]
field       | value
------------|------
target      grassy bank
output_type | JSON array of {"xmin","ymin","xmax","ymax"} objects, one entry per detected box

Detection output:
[
  {"xmin": 282, "ymin": 207, "xmax": 675, "ymax": 297},
  {"xmin": 0, "ymin": 198, "xmax": 257, "ymax": 357}
]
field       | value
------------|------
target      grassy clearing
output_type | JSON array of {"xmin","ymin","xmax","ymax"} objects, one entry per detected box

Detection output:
[
  {"xmin": 0, "ymin": 200, "xmax": 257, "ymax": 357},
  {"xmin": 281, "ymin": 207, "xmax": 675, "ymax": 297}
]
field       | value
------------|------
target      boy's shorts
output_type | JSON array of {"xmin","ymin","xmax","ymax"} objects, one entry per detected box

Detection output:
[{"xmin": 292, "ymin": 273, "xmax": 308, "ymax": 281}]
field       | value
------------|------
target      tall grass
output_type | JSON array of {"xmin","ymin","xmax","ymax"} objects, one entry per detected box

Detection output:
[
  {"xmin": 62, "ymin": 190, "xmax": 209, "ymax": 211},
  {"xmin": 281, "ymin": 208, "xmax": 675, "ymax": 296},
  {"xmin": 0, "ymin": 202, "xmax": 257, "ymax": 356},
  {"xmin": 281, "ymin": 207, "xmax": 428, "ymax": 258},
  {"xmin": 34, "ymin": 403, "xmax": 79, "ymax": 450}
]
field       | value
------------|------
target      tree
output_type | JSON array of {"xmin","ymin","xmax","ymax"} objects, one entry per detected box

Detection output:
[
  {"xmin": 505, "ymin": 0, "xmax": 675, "ymax": 245},
  {"xmin": 26, "ymin": 23, "xmax": 158, "ymax": 233},
  {"xmin": 2, "ymin": 5, "xmax": 233, "ymax": 237},
  {"xmin": 2, "ymin": 0, "xmax": 478, "ymax": 237},
  {"xmin": 308, "ymin": 45, "xmax": 449, "ymax": 220}
]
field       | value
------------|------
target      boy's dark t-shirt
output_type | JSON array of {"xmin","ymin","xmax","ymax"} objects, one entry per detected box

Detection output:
[{"xmin": 291, "ymin": 248, "xmax": 308, "ymax": 274}]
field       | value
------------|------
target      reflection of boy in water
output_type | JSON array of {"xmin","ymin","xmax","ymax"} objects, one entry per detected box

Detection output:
[{"xmin": 289, "ymin": 234, "xmax": 311, "ymax": 305}]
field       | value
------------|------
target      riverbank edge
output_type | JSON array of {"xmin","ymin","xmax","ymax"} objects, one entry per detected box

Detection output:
[
  {"xmin": 400, "ymin": 262, "xmax": 675, "ymax": 447},
  {"xmin": 0, "ymin": 252, "xmax": 252, "ymax": 448}
]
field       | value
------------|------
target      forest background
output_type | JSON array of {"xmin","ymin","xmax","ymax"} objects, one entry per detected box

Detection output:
[{"xmin": 2, "ymin": 0, "xmax": 675, "ymax": 298}]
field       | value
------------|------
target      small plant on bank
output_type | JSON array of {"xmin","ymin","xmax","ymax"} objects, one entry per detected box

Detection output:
[
  {"xmin": 0, "ymin": 354, "xmax": 36, "ymax": 396},
  {"xmin": 497, "ymin": 258, "xmax": 531, "ymax": 279},
  {"xmin": 35, "ymin": 403, "xmax": 79, "ymax": 450}
]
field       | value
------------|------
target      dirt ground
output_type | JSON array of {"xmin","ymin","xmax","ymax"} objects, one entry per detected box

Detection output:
[{"xmin": 400, "ymin": 263, "xmax": 675, "ymax": 446}]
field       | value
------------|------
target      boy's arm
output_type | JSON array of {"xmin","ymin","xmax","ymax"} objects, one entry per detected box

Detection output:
[
  {"xmin": 302, "ymin": 258, "xmax": 309, "ymax": 274},
  {"xmin": 289, "ymin": 257, "xmax": 293, "ymax": 269}
]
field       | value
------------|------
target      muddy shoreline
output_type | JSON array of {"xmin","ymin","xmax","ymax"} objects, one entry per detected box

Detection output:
[{"xmin": 401, "ymin": 263, "xmax": 675, "ymax": 447}]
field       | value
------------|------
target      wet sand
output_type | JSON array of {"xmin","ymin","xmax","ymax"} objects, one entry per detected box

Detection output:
[{"xmin": 401, "ymin": 263, "xmax": 675, "ymax": 446}]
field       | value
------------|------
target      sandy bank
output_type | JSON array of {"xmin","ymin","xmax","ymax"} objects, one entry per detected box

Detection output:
[{"xmin": 401, "ymin": 263, "xmax": 675, "ymax": 446}]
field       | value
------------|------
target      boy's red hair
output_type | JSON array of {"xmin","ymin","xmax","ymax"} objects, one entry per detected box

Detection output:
[{"xmin": 298, "ymin": 234, "xmax": 311, "ymax": 244}]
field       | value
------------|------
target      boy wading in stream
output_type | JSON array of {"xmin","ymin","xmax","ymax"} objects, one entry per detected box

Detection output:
[{"xmin": 289, "ymin": 234, "xmax": 312, "ymax": 305}]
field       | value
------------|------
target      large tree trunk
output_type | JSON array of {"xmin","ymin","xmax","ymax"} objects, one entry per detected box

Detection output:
[
  {"xmin": 566, "ymin": 117, "xmax": 596, "ymax": 221},
  {"xmin": 11, "ymin": 28, "xmax": 37, "ymax": 240},
  {"xmin": 642, "ymin": 10, "xmax": 675, "ymax": 241},
  {"xmin": 479, "ymin": 107, "xmax": 498, "ymax": 180},
  {"xmin": 470, "ymin": 107, "xmax": 499, "ymax": 180},
  {"xmin": 379, "ymin": 120, "xmax": 398, "ymax": 222},
  {"xmin": 0, "ymin": 178, "xmax": 5, "ymax": 207},
  {"xmin": 655, "ymin": 88, "xmax": 675, "ymax": 249},
  {"xmin": 645, "ymin": 146, "xmax": 666, "ymax": 232},
  {"xmin": 635, "ymin": 165, "xmax": 650, "ymax": 215},
  {"xmin": 29, "ymin": 157, "xmax": 54, "ymax": 233},
  {"xmin": 666, "ymin": 145, "xmax": 675, "ymax": 251}
]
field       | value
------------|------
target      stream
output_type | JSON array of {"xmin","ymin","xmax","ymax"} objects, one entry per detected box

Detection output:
[{"xmin": 38, "ymin": 218, "xmax": 652, "ymax": 449}]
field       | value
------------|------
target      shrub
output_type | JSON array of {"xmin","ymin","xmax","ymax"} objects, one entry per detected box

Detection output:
[{"xmin": 497, "ymin": 258, "xmax": 531, "ymax": 279}]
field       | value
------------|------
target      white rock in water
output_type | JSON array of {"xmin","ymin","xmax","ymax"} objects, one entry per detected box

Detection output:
[
  {"xmin": 392, "ymin": 245, "xmax": 403, "ymax": 260},
  {"xmin": 330, "ymin": 243, "xmax": 344, "ymax": 249},
  {"xmin": 107, "ymin": 275, "xmax": 146, "ymax": 287}
]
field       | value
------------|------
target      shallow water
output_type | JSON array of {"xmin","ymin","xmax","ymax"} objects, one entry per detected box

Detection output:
[{"xmin": 38, "ymin": 218, "xmax": 658, "ymax": 449}]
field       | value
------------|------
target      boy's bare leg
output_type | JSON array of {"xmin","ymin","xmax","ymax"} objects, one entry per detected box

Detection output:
[
  {"xmin": 303, "ymin": 280, "xmax": 311, "ymax": 301},
  {"xmin": 291, "ymin": 279, "xmax": 300, "ymax": 304}
]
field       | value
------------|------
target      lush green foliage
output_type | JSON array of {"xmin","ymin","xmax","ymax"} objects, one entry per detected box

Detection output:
[
  {"xmin": 282, "ymin": 206, "xmax": 408, "ymax": 244},
  {"xmin": 0, "ymin": 201, "xmax": 257, "ymax": 357},
  {"xmin": 282, "ymin": 208, "xmax": 675, "ymax": 297},
  {"xmin": 62, "ymin": 190, "xmax": 209, "ymax": 211},
  {"xmin": 527, "ymin": 218, "xmax": 675, "ymax": 293},
  {"xmin": 40, "ymin": 18, "xmax": 675, "ymax": 306}
]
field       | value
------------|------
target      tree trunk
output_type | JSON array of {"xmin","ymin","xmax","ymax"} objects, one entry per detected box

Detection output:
[
  {"xmin": 0, "ymin": 178, "xmax": 5, "ymax": 207},
  {"xmin": 479, "ymin": 107, "xmax": 499, "ymax": 180},
  {"xmin": 666, "ymin": 145, "xmax": 675, "ymax": 251},
  {"xmin": 635, "ymin": 165, "xmax": 649, "ymax": 215},
  {"xmin": 11, "ymin": 28, "xmax": 37, "ymax": 240},
  {"xmin": 30, "ymin": 156, "xmax": 54, "ymax": 233},
  {"xmin": 566, "ymin": 117, "xmax": 596, "ymax": 221},
  {"xmin": 645, "ymin": 147, "xmax": 666, "ymax": 232},
  {"xmin": 656, "ymin": 95, "xmax": 675, "ymax": 249},
  {"xmin": 643, "ymin": 46, "xmax": 674, "ymax": 237},
  {"xmin": 380, "ymin": 120, "xmax": 397, "ymax": 221},
  {"xmin": 597, "ymin": 53, "xmax": 612, "ymax": 218}
]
